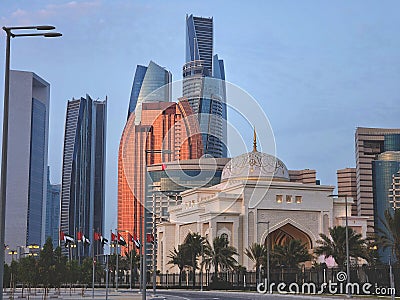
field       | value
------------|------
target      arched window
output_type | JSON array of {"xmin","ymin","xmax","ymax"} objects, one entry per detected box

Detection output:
[{"xmin": 220, "ymin": 233, "xmax": 229, "ymax": 242}]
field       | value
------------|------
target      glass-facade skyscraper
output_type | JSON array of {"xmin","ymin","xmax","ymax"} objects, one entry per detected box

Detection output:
[
  {"xmin": 128, "ymin": 61, "xmax": 172, "ymax": 121},
  {"xmin": 60, "ymin": 95, "xmax": 107, "ymax": 257},
  {"xmin": 183, "ymin": 14, "xmax": 227, "ymax": 158},
  {"xmin": 5, "ymin": 71, "xmax": 50, "ymax": 263},
  {"xmin": 372, "ymin": 134, "xmax": 400, "ymax": 263},
  {"xmin": 45, "ymin": 166, "xmax": 60, "ymax": 249}
]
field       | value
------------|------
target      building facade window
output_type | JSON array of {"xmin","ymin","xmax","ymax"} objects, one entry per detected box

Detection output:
[
  {"xmin": 276, "ymin": 195, "xmax": 283, "ymax": 203},
  {"xmin": 286, "ymin": 195, "xmax": 292, "ymax": 203},
  {"xmin": 296, "ymin": 196, "xmax": 302, "ymax": 203}
]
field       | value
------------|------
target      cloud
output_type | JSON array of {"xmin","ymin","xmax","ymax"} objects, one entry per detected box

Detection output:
[{"xmin": 1, "ymin": 0, "xmax": 101, "ymax": 25}]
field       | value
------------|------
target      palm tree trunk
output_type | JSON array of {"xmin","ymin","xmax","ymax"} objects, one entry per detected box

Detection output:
[
  {"xmin": 179, "ymin": 269, "xmax": 182, "ymax": 287},
  {"xmin": 192, "ymin": 256, "xmax": 196, "ymax": 287}
]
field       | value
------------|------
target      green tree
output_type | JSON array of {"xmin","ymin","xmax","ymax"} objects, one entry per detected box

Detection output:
[
  {"xmin": 38, "ymin": 237, "xmax": 55, "ymax": 294},
  {"xmin": 315, "ymin": 226, "xmax": 368, "ymax": 269},
  {"xmin": 167, "ymin": 244, "xmax": 190, "ymax": 286},
  {"xmin": 245, "ymin": 243, "xmax": 266, "ymax": 272},
  {"xmin": 203, "ymin": 235, "xmax": 238, "ymax": 280},
  {"xmin": 9, "ymin": 260, "xmax": 18, "ymax": 293},
  {"xmin": 183, "ymin": 233, "xmax": 206, "ymax": 287},
  {"xmin": 53, "ymin": 246, "xmax": 67, "ymax": 290},
  {"xmin": 66, "ymin": 259, "xmax": 80, "ymax": 283},
  {"xmin": 125, "ymin": 249, "xmax": 140, "ymax": 286},
  {"xmin": 18, "ymin": 256, "xmax": 37, "ymax": 296},
  {"xmin": 80, "ymin": 257, "xmax": 94, "ymax": 285},
  {"xmin": 375, "ymin": 209, "xmax": 400, "ymax": 262},
  {"xmin": 272, "ymin": 239, "xmax": 312, "ymax": 268},
  {"xmin": 3, "ymin": 263, "xmax": 10, "ymax": 289}
]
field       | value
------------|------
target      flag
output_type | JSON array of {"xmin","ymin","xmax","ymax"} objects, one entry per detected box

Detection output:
[
  {"xmin": 117, "ymin": 233, "xmax": 127, "ymax": 246},
  {"xmin": 111, "ymin": 232, "xmax": 116, "ymax": 243},
  {"xmin": 133, "ymin": 233, "xmax": 141, "ymax": 249},
  {"xmin": 94, "ymin": 232, "xmax": 101, "ymax": 241},
  {"xmin": 128, "ymin": 232, "xmax": 134, "ymax": 243},
  {"xmin": 82, "ymin": 235, "xmax": 91, "ymax": 245},
  {"xmin": 101, "ymin": 236, "xmax": 108, "ymax": 247},
  {"xmin": 64, "ymin": 234, "xmax": 75, "ymax": 245},
  {"xmin": 59, "ymin": 230, "xmax": 65, "ymax": 241},
  {"xmin": 77, "ymin": 231, "xmax": 83, "ymax": 241},
  {"xmin": 146, "ymin": 233, "xmax": 154, "ymax": 244}
]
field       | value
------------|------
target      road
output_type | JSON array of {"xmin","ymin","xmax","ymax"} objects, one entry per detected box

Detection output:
[
  {"xmin": 3, "ymin": 288, "xmax": 383, "ymax": 299},
  {"xmin": 143, "ymin": 290, "xmax": 366, "ymax": 300}
]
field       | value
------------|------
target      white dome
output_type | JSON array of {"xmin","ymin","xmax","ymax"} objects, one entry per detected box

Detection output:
[{"xmin": 221, "ymin": 151, "xmax": 289, "ymax": 182}]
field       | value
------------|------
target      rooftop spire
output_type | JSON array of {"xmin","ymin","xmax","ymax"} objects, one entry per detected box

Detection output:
[{"xmin": 253, "ymin": 126, "xmax": 257, "ymax": 152}]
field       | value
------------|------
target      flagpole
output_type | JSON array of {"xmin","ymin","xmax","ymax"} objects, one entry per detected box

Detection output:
[
  {"xmin": 77, "ymin": 227, "xmax": 81, "ymax": 265},
  {"xmin": 128, "ymin": 233, "xmax": 132, "ymax": 290},
  {"xmin": 115, "ymin": 228, "xmax": 119, "ymax": 291},
  {"xmin": 92, "ymin": 228, "xmax": 95, "ymax": 299}
]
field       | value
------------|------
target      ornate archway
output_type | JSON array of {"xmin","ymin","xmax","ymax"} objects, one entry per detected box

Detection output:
[{"xmin": 265, "ymin": 223, "xmax": 313, "ymax": 250}]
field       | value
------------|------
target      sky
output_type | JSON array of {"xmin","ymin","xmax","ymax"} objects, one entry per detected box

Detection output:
[{"xmin": 0, "ymin": 0, "xmax": 399, "ymax": 234}]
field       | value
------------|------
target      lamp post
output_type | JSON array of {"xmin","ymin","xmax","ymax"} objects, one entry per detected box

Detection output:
[
  {"xmin": 143, "ymin": 149, "xmax": 172, "ymax": 300},
  {"xmin": 329, "ymin": 194, "xmax": 351, "ymax": 298},
  {"xmin": 0, "ymin": 25, "xmax": 61, "ymax": 300},
  {"xmin": 8, "ymin": 250, "xmax": 17, "ymax": 261},
  {"xmin": 257, "ymin": 221, "xmax": 270, "ymax": 290},
  {"xmin": 200, "ymin": 241, "xmax": 204, "ymax": 292}
]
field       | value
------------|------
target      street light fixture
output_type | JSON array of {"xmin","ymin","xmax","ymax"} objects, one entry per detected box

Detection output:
[
  {"xmin": 329, "ymin": 194, "xmax": 351, "ymax": 298},
  {"xmin": 0, "ymin": 25, "xmax": 61, "ymax": 300}
]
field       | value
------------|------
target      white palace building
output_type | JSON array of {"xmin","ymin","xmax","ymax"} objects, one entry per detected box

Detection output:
[{"xmin": 156, "ymin": 139, "xmax": 369, "ymax": 273}]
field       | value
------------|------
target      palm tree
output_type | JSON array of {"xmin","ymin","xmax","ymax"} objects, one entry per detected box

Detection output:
[
  {"xmin": 315, "ymin": 226, "xmax": 368, "ymax": 268},
  {"xmin": 203, "ymin": 235, "xmax": 238, "ymax": 281},
  {"xmin": 272, "ymin": 239, "xmax": 312, "ymax": 269},
  {"xmin": 124, "ymin": 250, "xmax": 140, "ymax": 286},
  {"xmin": 375, "ymin": 209, "xmax": 400, "ymax": 262},
  {"xmin": 245, "ymin": 243, "xmax": 266, "ymax": 282},
  {"xmin": 167, "ymin": 244, "xmax": 190, "ymax": 286},
  {"xmin": 183, "ymin": 233, "xmax": 206, "ymax": 286}
]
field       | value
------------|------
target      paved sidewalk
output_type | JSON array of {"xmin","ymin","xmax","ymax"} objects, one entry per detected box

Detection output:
[
  {"xmin": 3, "ymin": 288, "xmax": 146, "ymax": 299},
  {"xmin": 3, "ymin": 288, "xmax": 398, "ymax": 299}
]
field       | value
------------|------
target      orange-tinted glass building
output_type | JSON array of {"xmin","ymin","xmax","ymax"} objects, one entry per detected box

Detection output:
[{"xmin": 117, "ymin": 99, "xmax": 203, "ymax": 252}]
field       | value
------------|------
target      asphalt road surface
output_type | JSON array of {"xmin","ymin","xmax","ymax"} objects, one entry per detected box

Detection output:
[{"xmin": 148, "ymin": 290, "xmax": 353, "ymax": 300}]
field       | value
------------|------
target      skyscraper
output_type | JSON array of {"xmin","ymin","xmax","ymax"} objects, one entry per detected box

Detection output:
[
  {"xmin": 60, "ymin": 95, "xmax": 106, "ymax": 257},
  {"xmin": 355, "ymin": 127, "xmax": 400, "ymax": 232},
  {"xmin": 371, "ymin": 134, "xmax": 400, "ymax": 262},
  {"xmin": 45, "ymin": 166, "xmax": 60, "ymax": 249},
  {"xmin": 183, "ymin": 14, "xmax": 227, "ymax": 158},
  {"xmin": 4, "ymin": 70, "xmax": 50, "ymax": 262},
  {"xmin": 118, "ymin": 100, "xmax": 203, "ymax": 249},
  {"xmin": 337, "ymin": 168, "xmax": 357, "ymax": 215},
  {"xmin": 128, "ymin": 61, "xmax": 172, "ymax": 121}
]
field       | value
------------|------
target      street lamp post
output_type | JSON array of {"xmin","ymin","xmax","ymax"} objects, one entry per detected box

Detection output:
[
  {"xmin": 257, "ymin": 221, "xmax": 270, "ymax": 290},
  {"xmin": 152, "ymin": 194, "xmax": 156, "ymax": 295},
  {"xmin": 329, "ymin": 194, "xmax": 351, "ymax": 298},
  {"xmin": 143, "ymin": 148, "xmax": 172, "ymax": 300},
  {"xmin": 0, "ymin": 25, "xmax": 61, "ymax": 300}
]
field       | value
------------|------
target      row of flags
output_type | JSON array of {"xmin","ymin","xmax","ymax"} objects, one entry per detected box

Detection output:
[
  {"xmin": 60, "ymin": 230, "xmax": 155, "ymax": 249},
  {"xmin": 110, "ymin": 232, "xmax": 154, "ymax": 249},
  {"xmin": 60, "ymin": 231, "xmax": 108, "ymax": 247}
]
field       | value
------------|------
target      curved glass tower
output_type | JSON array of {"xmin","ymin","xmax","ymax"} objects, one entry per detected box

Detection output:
[
  {"xmin": 372, "ymin": 134, "xmax": 400, "ymax": 262},
  {"xmin": 128, "ymin": 61, "xmax": 172, "ymax": 123}
]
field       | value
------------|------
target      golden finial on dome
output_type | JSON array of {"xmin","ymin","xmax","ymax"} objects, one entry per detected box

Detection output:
[{"xmin": 253, "ymin": 126, "xmax": 257, "ymax": 152}]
